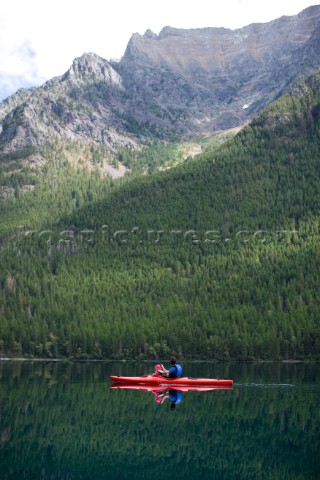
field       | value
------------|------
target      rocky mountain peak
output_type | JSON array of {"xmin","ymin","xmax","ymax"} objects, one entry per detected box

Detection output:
[
  {"xmin": 158, "ymin": 26, "xmax": 183, "ymax": 38},
  {"xmin": 143, "ymin": 29, "xmax": 157, "ymax": 39},
  {"xmin": 0, "ymin": 6, "xmax": 320, "ymax": 154},
  {"xmin": 63, "ymin": 52, "xmax": 123, "ymax": 88},
  {"xmin": 117, "ymin": 5, "xmax": 320, "ymax": 131}
]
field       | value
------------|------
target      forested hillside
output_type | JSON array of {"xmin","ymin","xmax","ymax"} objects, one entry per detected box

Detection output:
[{"xmin": 0, "ymin": 73, "xmax": 319, "ymax": 360}]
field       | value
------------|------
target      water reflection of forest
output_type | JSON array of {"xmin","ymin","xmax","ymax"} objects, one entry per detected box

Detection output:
[{"xmin": 0, "ymin": 362, "xmax": 319, "ymax": 480}]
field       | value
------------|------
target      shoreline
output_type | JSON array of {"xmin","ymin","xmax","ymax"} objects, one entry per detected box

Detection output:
[{"xmin": 0, "ymin": 357, "xmax": 311, "ymax": 364}]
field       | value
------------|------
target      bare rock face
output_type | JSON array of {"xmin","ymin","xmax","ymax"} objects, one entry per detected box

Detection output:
[
  {"xmin": 0, "ymin": 53, "xmax": 137, "ymax": 153},
  {"xmin": 116, "ymin": 5, "xmax": 320, "ymax": 132},
  {"xmin": 0, "ymin": 6, "xmax": 320, "ymax": 153},
  {"xmin": 62, "ymin": 52, "xmax": 124, "ymax": 87}
]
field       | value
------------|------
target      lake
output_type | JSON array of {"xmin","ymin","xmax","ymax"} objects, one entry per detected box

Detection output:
[{"xmin": 0, "ymin": 361, "xmax": 319, "ymax": 479}]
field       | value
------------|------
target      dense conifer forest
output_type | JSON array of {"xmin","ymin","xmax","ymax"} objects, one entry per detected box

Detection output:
[{"xmin": 0, "ymin": 73, "xmax": 319, "ymax": 360}]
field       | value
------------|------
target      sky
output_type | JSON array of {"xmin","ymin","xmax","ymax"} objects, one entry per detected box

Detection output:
[{"xmin": 0, "ymin": 0, "xmax": 318, "ymax": 100}]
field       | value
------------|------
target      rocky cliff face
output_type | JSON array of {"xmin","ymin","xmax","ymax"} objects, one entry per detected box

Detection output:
[
  {"xmin": 0, "ymin": 6, "xmax": 320, "ymax": 153},
  {"xmin": 116, "ymin": 5, "xmax": 320, "ymax": 132},
  {"xmin": 0, "ymin": 53, "xmax": 137, "ymax": 153}
]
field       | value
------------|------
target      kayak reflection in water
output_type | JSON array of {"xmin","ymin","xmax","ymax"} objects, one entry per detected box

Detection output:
[{"xmin": 153, "ymin": 389, "xmax": 183, "ymax": 410}]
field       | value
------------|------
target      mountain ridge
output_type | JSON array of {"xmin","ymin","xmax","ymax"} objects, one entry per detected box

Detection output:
[
  {"xmin": 116, "ymin": 5, "xmax": 320, "ymax": 127},
  {"xmin": 0, "ymin": 5, "xmax": 320, "ymax": 155}
]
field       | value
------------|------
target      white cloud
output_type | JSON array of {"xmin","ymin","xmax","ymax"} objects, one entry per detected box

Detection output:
[{"xmin": 0, "ymin": 0, "xmax": 317, "ymax": 100}]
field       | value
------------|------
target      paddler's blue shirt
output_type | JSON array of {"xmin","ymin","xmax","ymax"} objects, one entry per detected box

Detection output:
[{"xmin": 168, "ymin": 364, "xmax": 183, "ymax": 378}]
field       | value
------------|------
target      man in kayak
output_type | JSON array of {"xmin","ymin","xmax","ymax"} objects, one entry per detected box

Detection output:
[{"xmin": 161, "ymin": 356, "xmax": 183, "ymax": 378}]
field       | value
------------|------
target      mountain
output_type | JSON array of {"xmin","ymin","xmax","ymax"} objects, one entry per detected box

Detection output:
[
  {"xmin": 0, "ymin": 6, "xmax": 320, "ymax": 154},
  {"xmin": 117, "ymin": 5, "xmax": 320, "ymax": 131},
  {"xmin": 0, "ymin": 53, "xmax": 138, "ymax": 154},
  {"xmin": 0, "ymin": 71, "xmax": 319, "ymax": 360}
]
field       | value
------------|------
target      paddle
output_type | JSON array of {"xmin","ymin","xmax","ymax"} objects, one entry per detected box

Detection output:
[{"xmin": 153, "ymin": 349, "xmax": 161, "ymax": 366}]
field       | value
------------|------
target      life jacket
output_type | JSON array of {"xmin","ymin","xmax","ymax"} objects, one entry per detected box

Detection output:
[
  {"xmin": 168, "ymin": 390, "xmax": 182, "ymax": 404},
  {"xmin": 169, "ymin": 364, "xmax": 183, "ymax": 378}
]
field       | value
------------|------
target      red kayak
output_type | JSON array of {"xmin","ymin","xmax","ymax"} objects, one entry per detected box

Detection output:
[
  {"xmin": 110, "ymin": 375, "xmax": 233, "ymax": 387},
  {"xmin": 110, "ymin": 383, "xmax": 232, "ymax": 392}
]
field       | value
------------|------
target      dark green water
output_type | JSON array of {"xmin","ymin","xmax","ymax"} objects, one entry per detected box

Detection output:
[{"xmin": 0, "ymin": 361, "xmax": 319, "ymax": 480}]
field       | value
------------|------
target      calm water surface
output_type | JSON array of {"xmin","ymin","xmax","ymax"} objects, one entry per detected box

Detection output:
[{"xmin": 0, "ymin": 361, "xmax": 319, "ymax": 480}]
